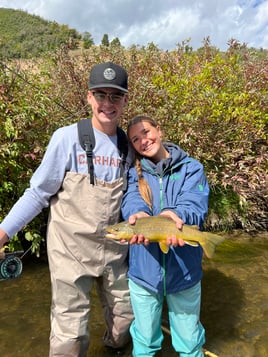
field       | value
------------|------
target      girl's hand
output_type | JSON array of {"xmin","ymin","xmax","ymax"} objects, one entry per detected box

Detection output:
[
  {"xmin": 128, "ymin": 212, "xmax": 150, "ymax": 245},
  {"xmin": 160, "ymin": 211, "xmax": 185, "ymax": 247}
]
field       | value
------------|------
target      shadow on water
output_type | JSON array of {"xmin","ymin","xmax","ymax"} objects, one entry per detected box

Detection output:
[
  {"xmin": 1, "ymin": 233, "xmax": 268, "ymax": 357},
  {"xmin": 200, "ymin": 235, "xmax": 268, "ymax": 357},
  {"xmin": 201, "ymin": 268, "xmax": 245, "ymax": 344}
]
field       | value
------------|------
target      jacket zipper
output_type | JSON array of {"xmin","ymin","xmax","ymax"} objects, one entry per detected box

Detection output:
[
  {"xmin": 159, "ymin": 177, "xmax": 167, "ymax": 296},
  {"xmin": 159, "ymin": 177, "xmax": 163, "ymax": 210}
]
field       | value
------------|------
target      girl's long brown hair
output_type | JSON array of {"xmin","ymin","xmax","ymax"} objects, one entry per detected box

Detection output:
[{"xmin": 127, "ymin": 116, "xmax": 160, "ymax": 211}]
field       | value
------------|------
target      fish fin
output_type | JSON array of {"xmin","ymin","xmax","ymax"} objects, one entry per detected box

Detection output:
[
  {"xmin": 201, "ymin": 233, "xmax": 225, "ymax": 259},
  {"xmin": 185, "ymin": 241, "xmax": 199, "ymax": 247},
  {"xmin": 202, "ymin": 240, "xmax": 215, "ymax": 259},
  {"xmin": 159, "ymin": 242, "xmax": 169, "ymax": 254}
]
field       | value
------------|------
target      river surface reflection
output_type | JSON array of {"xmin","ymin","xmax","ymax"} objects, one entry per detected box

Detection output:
[{"xmin": 0, "ymin": 232, "xmax": 267, "ymax": 357}]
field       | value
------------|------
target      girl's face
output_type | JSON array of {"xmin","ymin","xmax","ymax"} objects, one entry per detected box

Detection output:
[{"xmin": 128, "ymin": 121, "xmax": 169, "ymax": 162}]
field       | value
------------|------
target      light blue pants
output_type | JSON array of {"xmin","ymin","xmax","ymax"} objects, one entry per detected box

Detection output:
[{"xmin": 129, "ymin": 280, "xmax": 205, "ymax": 357}]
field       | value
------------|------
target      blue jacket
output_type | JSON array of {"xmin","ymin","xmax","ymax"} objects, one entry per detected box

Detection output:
[{"xmin": 121, "ymin": 142, "xmax": 210, "ymax": 295}]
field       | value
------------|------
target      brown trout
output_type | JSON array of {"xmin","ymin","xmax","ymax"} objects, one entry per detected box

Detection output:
[{"xmin": 105, "ymin": 216, "xmax": 224, "ymax": 258}]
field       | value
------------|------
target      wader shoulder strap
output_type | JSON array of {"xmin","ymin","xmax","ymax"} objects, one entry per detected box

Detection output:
[
  {"xmin": 116, "ymin": 126, "xmax": 128, "ymax": 167},
  {"xmin": 78, "ymin": 119, "xmax": 95, "ymax": 184},
  {"xmin": 116, "ymin": 126, "xmax": 128, "ymax": 191},
  {"xmin": 77, "ymin": 119, "xmax": 128, "ymax": 187}
]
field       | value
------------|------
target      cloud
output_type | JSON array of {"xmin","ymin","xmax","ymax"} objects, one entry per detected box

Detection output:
[
  {"xmin": 1, "ymin": 0, "xmax": 267, "ymax": 50},
  {"xmin": 231, "ymin": 0, "xmax": 268, "ymax": 48}
]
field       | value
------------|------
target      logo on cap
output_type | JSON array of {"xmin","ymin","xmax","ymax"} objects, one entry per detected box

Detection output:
[{"xmin": 103, "ymin": 68, "xmax": 116, "ymax": 81}]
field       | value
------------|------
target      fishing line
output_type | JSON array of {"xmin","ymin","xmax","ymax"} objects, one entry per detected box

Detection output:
[{"xmin": 20, "ymin": 245, "xmax": 32, "ymax": 259}]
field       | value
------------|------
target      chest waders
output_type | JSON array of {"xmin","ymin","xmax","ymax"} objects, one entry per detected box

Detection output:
[{"xmin": 46, "ymin": 120, "xmax": 132, "ymax": 357}]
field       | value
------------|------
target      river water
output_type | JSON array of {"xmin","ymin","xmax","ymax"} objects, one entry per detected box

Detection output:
[{"xmin": 0, "ymin": 232, "xmax": 267, "ymax": 357}]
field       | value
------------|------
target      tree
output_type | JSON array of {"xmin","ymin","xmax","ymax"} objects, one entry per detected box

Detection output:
[
  {"xmin": 110, "ymin": 37, "xmax": 121, "ymax": 47},
  {"xmin": 101, "ymin": 34, "xmax": 109, "ymax": 47},
  {"xmin": 82, "ymin": 31, "xmax": 94, "ymax": 49}
]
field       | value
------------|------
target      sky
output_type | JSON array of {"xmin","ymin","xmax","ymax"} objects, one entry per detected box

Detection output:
[{"xmin": 1, "ymin": 0, "xmax": 268, "ymax": 51}]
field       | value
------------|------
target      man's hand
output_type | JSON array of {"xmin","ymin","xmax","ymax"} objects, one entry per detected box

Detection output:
[{"xmin": 0, "ymin": 229, "xmax": 9, "ymax": 249}]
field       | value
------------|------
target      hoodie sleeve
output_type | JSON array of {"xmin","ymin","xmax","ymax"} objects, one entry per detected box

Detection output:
[
  {"xmin": 121, "ymin": 167, "xmax": 152, "ymax": 220},
  {"xmin": 163, "ymin": 159, "xmax": 209, "ymax": 227}
]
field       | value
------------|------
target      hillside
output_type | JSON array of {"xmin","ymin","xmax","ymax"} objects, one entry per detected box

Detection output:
[{"xmin": 0, "ymin": 8, "xmax": 81, "ymax": 58}]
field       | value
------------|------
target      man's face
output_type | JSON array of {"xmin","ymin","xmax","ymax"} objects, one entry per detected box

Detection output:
[{"xmin": 87, "ymin": 88, "xmax": 128, "ymax": 134}]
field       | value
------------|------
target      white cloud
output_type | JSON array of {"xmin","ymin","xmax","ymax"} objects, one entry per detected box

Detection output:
[
  {"xmin": 119, "ymin": 7, "xmax": 200, "ymax": 49},
  {"xmin": 0, "ymin": 0, "xmax": 267, "ymax": 50}
]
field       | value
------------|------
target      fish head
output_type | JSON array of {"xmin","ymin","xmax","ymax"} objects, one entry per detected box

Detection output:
[{"xmin": 105, "ymin": 221, "xmax": 134, "ymax": 240}]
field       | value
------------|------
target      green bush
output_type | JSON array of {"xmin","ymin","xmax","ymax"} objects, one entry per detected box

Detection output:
[{"xmin": 0, "ymin": 60, "xmax": 59, "ymax": 255}]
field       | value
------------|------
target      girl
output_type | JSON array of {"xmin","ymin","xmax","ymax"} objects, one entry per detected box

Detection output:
[{"xmin": 122, "ymin": 115, "xmax": 210, "ymax": 357}]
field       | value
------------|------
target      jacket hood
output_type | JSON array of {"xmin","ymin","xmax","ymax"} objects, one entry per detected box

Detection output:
[{"xmin": 140, "ymin": 142, "xmax": 188, "ymax": 175}]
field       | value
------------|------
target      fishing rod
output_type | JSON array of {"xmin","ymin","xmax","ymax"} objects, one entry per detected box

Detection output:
[
  {"xmin": 0, "ymin": 242, "xmax": 34, "ymax": 281},
  {"xmin": 161, "ymin": 320, "xmax": 219, "ymax": 357}
]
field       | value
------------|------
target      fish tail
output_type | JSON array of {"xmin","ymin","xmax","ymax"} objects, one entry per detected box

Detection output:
[{"xmin": 201, "ymin": 233, "xmax": 224, "ymax": 259}]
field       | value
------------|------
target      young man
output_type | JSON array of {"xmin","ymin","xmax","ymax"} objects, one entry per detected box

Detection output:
[{"xmin": 0, "ymin": 62, "xmax": 133, "ymax": 357}]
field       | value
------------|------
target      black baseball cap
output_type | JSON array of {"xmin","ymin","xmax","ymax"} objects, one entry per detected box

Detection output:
[{"xmin": 89, "ymin": 62, "xmax": 128, "ymax": 93}]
